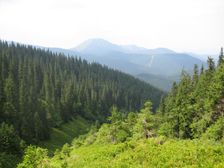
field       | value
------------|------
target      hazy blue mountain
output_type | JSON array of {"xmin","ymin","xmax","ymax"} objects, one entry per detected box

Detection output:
[
  {"xmin": 71, "ymin": 39, "xmax": 206, "ymax": 77},
  {"xmin": 145, "ymin": 53, "xmax": 205, "ymax": 76},
  {"xmin": 72, "ymin": 38, "xmax": 175, "ymax": 55},
  {"xmin": 74, "ymin": 38, "xmax": 121, "ymax": 55}
]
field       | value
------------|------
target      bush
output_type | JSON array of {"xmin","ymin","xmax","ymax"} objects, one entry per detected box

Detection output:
[{"xmin": 17, "ymin": 146, "xmax": 49, "ymax": 168}]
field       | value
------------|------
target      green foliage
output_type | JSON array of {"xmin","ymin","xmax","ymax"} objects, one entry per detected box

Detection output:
[
  {"xmin": 202, "ymin": 117, "xmax": 224, "ymax": 141},
  {"xmin": 17, "ymin": 146, "xmax": 49, "ymax": 168},
  {"xmin": 18, "ymin": 96, "xmax": 224, "ymax": 167},
  {"xmin": 19, "ymin": 138, "xmax": 224, "ymax": 168},
  {"xmin": 0, "ymin": 123, "xmax": 25, "ymax": 168},
  {"xmin": 218, "ymin": 47, "xmax": 224, "ymax": 66},
  {"xmin": 0, "ymin": 152, "xmax": 20, "ymax": 168},
  {"xmin": 108, "ymin": 106, "xmax": 122, "ymax": 124},
  {"xmin": 0, "ymin": 122, "xmax": 24, "ymax": 155},
  {"xmin": 159, "ymin": 54, "xmax": 224, "ymax": 140},
  {"xmin": 73, "ymin": 101, "xmax": 157, "ymax": 145},
  {"xmin": 133, "ymin": 101, "xmax": 156, "ymax": 139}
]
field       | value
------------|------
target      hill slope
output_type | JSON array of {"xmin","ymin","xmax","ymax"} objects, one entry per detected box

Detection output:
[
  {"xmin": 159, "ymin": 56, "xmax": 224, "ymax": 139},
  {"xmin": 0, "ymin": 41, "xmax": 164, "ymax": 167},
  {"xmin": 18, "ymin": 99, "xmax": 224, "ymax": 168},
  {"xmin": 0, "ymin": 41, "xmax": 164, "ymax": 142}
]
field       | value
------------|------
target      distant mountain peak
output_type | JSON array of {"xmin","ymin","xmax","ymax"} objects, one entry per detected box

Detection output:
[
  {"xmin": 80, "ymin": 38, "xmax": 114, "ymax": 47},
  {"xmin": 72, "ymin": 38, "xmax": 176, "ymax": 55},
  {"xmin": 150, "ymin": 48, "xmax": 175, "ymax": 54},
  {"xmin": 73, "ymin": 38, "xmax": 120, "ymax": 55}
]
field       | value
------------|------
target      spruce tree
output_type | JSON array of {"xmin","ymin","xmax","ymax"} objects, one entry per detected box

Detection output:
[
  {"xmin": 218, "ymin": 47, "xmax": 224, "ymax": 66},
  {"xmin": 207, "ymin": 57, "xmax": 215, "ymax": 72},
  {"xmin": 193, "ymin": 64, "xmax": 199, "ymax": 85}
]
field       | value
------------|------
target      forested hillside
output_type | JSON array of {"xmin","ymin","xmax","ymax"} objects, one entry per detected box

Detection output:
[
  {"xmin": 159, "ymin": 48, "xmax": 224, "ymax": 140},
  {"xmin": 0, "ymin": 41, "xmax": 165, "ymax": 167},
  {"xmin": 17, "ymin": 48, "xmax": 224, "ymax": 168},
  {"xmin": 0, "ymin": 41, "xmax": 163, "ymax": 142}
]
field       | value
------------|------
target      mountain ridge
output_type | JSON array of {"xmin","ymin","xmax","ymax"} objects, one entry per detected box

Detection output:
[
  {"xmin": 71, "ymin": 38, "xmax": 177, "ymax": 55},
  {"xmin": 69, "ymin": 39, "xmax": 206, "ymax": 91},
  {"xmin": 3, "ymin": 39, "xmax": 207, "ymax": 91}
]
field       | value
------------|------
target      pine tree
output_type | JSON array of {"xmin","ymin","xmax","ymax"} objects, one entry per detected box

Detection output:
[
  {"xmin": 207, "ymin": 57, "xmax": 215, "ymax": 72},
  {"xmin": 3, "ymin": 74, "xmax": 17, "ymax": 123},
  {"xmin": 218, "ymin": 47, "xmax": 224, "ymax": 66},
  {"xmin": 193, "ymin": 64, "xmax": 199, "ymax": 85},
  {"xmin": 0, "ymin": 75, "xmax": 5, "ymax": 123},
  {"xmin": 200, "ymin": 64, "xmax": 204, "ymax": 75}
]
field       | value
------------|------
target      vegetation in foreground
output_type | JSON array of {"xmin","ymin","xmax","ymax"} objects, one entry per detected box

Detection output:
[{"xmin": 18, "ymin": 101, "xmax": 224, "ymax": 168}]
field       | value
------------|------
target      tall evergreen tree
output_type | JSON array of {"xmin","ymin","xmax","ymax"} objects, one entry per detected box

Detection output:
[
  {"xmin": 207, "ymin": 57, "xmax": 215, "ymax": 72},
  {"xmin": 200, "ymin": 64, "xmax": 204, "ymax": 75},
  {"xmin": 218, "ymin": 47, "xmax": 224, "ymax": 66},
  {"xmin": 193, "ymin": 64, "xmax": 199, "ymax": 85}
]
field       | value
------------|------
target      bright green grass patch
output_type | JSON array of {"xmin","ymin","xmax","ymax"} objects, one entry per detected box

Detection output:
[
  {"xmin": 59, "ymin": 138, "xmax": 224, "ymax": 168},
  {"xmin": 39, "ymin": 116, "xmax": 90, "ymax": 153}
]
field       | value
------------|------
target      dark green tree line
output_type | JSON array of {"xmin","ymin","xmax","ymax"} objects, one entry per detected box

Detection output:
[
  {"xmin": 0, "ymin": 41, "xmax": 164, "ymax": 143},
  {"xmin": 158, "ymin": 48, "xmax": 224, "ymax": 140}
]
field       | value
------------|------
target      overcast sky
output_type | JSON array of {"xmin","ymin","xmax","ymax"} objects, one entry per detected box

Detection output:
[{"xmin": 0, "ymin": 0, "xmax": 223, "ymax": 55}]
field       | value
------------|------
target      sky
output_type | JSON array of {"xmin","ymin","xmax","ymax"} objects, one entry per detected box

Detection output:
[{"xmin": 0, "ymin": 0, "xmax": 223, "ymax": 55}]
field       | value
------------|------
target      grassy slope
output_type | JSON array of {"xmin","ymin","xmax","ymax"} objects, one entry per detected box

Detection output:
[
  {"xmin": 50, "ymin": 138, "xmax": 224, "ymax": 168},
  {"xmin": 39, "ymin": 116, "xmax": 90, "ymax": 153}
]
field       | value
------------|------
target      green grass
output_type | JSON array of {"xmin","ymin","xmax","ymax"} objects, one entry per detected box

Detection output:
[
  {"xmin": 39, "ymin": 116, "xmax": 90, "ymax": 153},
  {"xmin": 62, "ymin": 138, "xmax": 224, "ymax": 168}
]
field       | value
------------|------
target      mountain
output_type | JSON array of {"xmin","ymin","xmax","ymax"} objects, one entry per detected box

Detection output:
[
  {"xmin": 69, "ymin": 39, "xmax": 206, "ymax": 90},
  {"xmin": 144, "ymin": 53, "xmax": 205, "ymax": 75},
  {"xmin": 71, "ymin": 39, "xmax": 206, "ymax": 76},
  {"xmin": 75, "ymin": 38, "xmax": 121, "ymax": 55},
  {"xmin": 73, "ymin": 38, "xmax": 176, "ymax": 55},
  {"xmin": 45, "ymin": 39, "xmax": 208, "ymax": 78}
]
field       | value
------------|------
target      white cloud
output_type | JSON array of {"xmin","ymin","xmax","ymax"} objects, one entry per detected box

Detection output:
[{"xmin": 0, "ymin": 0, "xmax": 223, "ymax": 54}]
